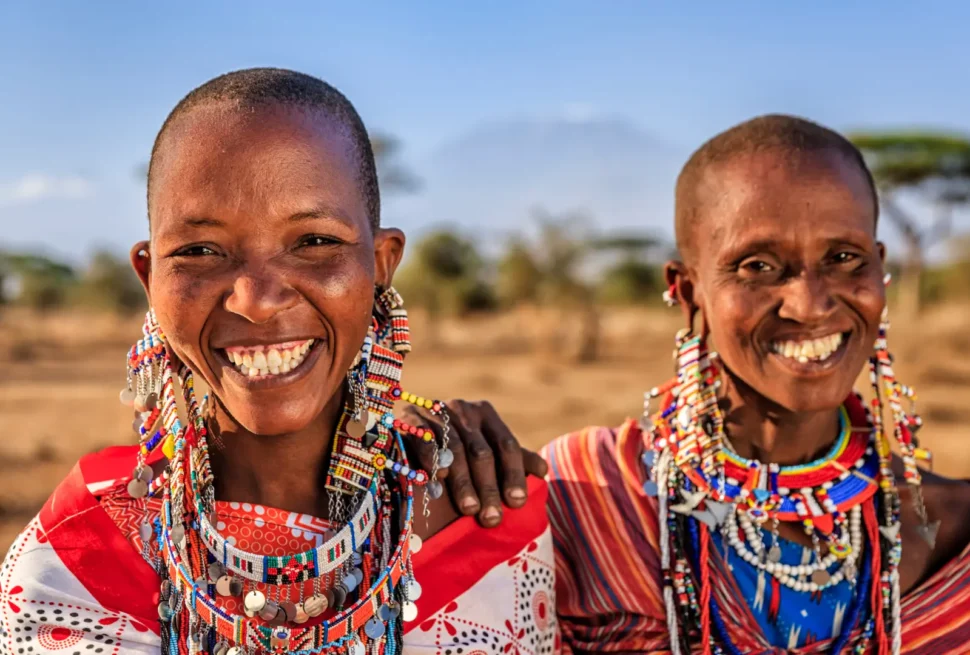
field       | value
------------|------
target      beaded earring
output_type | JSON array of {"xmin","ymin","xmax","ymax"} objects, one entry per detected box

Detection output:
[
  {"xmin": 869, "ymin": 274, "xmax": 936, "ymax": 547},
  {"xmin": 120, "ymin": 309, "xmax": 177, "ymax": 500}
]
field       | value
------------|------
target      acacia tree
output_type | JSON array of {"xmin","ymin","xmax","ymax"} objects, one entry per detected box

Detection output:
[{"xmin": 850, "ymin": 132, "xmax": 970, "ymax": 315}]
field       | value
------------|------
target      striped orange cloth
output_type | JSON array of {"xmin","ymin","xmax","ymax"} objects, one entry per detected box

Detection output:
[{"xmin": 542, "ymin": 420, "xmax": 970, "ymax": 654}]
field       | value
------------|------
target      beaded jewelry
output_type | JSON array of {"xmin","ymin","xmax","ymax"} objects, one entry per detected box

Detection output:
[
  {"xmin": 120, "ymin": 288, "xmax": 451, "ymax": 654},
  {"xmin": 648, "ymin": 278, "xmax": 930, "ymax": 655}
]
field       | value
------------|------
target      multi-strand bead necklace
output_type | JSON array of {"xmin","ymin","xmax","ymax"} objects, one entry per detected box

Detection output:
[
  {"xmin": 121, "ymin": 290, "xmax": 451, "ymax": 654},
  {"xmin": 639, "ymin": 316, "xmax": 930, "ymax": 655}
]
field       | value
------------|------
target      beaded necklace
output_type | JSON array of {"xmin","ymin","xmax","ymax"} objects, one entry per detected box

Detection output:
[
  {"xmin": 122, "ymin": 290, "xmax": 450, "ymax": 655},
  {"xmin": 641, "ymin": 331, "xmax": 913, "ymax": 655}
]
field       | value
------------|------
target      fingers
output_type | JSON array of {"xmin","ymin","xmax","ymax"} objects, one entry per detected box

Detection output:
[
  {"xmin": 442, "ymin": 423, "xmax": 482, "ymax": 517},
  {"xmin": 399, "ymin": 404, "xmax": 444, "ymax": 477},
  {"xmin": 479, "ymin": 401, "xmax": 528, "ymax": 509},
  {"xmin": 523, "ymin": 448, "xmax": 549, "ymax": 479},
  {"xmin": 459, "ymin": 414, "xmax": 504, "ymax": 528}
]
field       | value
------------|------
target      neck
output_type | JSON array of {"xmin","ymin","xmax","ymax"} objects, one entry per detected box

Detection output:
[
  {"xmin": 718, "ymin": 372, "xmax": 842, "ymax": 467},
  {"xmin": 206, "ymin": 390, "xmax": 346, "ymax": 519}
]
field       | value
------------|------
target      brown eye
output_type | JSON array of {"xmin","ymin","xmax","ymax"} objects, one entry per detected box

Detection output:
[
  {"xmin": 299, "ymin": 234, "xmax": 342, "ymax": 248},
  {"xmin": 173, "ymin": 245, "xmax": 217, "ymax": 257},
  {"xmin": 741, "ymin": 260, "xmax": 774, "ymax": 274},
  {"xmin": 831, "ymin": 251, "xmax": 860, "ymax": 265}
]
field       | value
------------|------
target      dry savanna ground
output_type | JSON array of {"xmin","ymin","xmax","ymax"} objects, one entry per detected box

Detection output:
[{"xmin": 1, "ymin": 303, "xmax": 969, "ymax": 553}]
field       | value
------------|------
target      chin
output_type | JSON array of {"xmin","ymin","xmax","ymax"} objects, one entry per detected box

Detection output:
[
  {"xmin": 760, "ymin": 385, "xmax": 851, "ymax": 414},
  {"xmin": 222, "ymin": 397, "xmax": 323, "ymax": 437}
]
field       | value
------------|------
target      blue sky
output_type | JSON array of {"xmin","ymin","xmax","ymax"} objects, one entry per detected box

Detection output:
[{"xmin": 2, "ymin": 2, "xmax": 970, "ymax": 261}]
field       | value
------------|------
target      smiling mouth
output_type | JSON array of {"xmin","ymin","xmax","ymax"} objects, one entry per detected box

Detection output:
[
  {"xmin": 219, "ymin": 339, "xmax": 317, "ymax": 378},
  {"xmin": 769, "ymin": 331, "xmax": 850, "ymax": 367}
]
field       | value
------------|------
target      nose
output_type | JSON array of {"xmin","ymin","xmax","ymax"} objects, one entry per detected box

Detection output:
[
  {"xmin": 777, "ymin": 270, "xmax": 837, "ymax": 325},
  {"xmin": 223, "ymin": 264, "xmax": 300, "ymax": 324}
]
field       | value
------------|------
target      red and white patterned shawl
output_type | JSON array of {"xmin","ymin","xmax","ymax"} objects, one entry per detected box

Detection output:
[{"xmin": 0, "ymin": 444, "xmax": 558, "ymax": 655}]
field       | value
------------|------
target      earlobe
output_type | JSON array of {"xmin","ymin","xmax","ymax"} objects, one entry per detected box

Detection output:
[
  {"xmin": 664, "ymin": 260, "xmax": 702, "ymax": 331},
  {"xmin": 877, "ymin": 241, "xmax": 887, "ymax": 264},
  {"xmin": 130, "ymin": 241, "xmax": 152, "ymax": 300},
  {"xmin": 374, "ymin": 228, "xmax": 406, "ymax": 289}
]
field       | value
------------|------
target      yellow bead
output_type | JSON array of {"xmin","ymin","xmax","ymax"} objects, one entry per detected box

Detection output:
[
  {"xmin": 415, "ymin": 397, "xmax": 426, "ymax": 406},
  {"xmin": 423, "ymin": 399, "xmax": 434, "ymax": 409},
  {"xmin": 162, "ymin": 435, "xmax": 175, "ymax": 460}
]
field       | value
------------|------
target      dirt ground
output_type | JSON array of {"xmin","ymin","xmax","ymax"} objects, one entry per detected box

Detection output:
[{"xmin": 1, "ymin": 304, "xmax": 969, "ymax": 553}]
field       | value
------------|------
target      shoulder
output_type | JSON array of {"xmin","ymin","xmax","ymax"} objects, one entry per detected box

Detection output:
[
  {"xmin": 542, "ymin": 419, "xmax": 646, "ymax": 492},
  {"xmin": 0, "ymin": 446, "xmax": 161, "ymax": 635},
  {"xmin": 407, "ymin": 476, "xmax": 556, "ymax": 646}
]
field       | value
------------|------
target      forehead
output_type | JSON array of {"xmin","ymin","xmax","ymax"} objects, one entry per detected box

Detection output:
[
  {"xmin": 149, "ymin": 103, "xmax": 363, "ymax": 231},
  {"xmin": 693, "ymin": 148, "xmax": 876, "ymax": 255}
]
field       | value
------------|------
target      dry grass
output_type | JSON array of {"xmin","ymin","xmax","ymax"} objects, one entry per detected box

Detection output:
[{"xmin": 1, "ymin": 303, "xmax": 968, "ymax": 552}]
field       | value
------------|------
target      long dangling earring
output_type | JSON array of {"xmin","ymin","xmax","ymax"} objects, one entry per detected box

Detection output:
[{"xmin": 869, "ymin": 274, "xmax": 937, "ymax": 547}]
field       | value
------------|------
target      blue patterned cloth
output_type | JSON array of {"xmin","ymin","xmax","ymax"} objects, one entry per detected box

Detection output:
[{"xmin": 711, "ymin": 529, "xmax": 858, "ymax": 650}]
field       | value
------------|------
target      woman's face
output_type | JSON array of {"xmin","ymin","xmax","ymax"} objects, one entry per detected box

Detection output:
[
  {"xmin": 133, "ymin": 104, "xmax": 404, "ymax": 435},
  {"xmin": 675, "ymin": 148, "xmax": 885, "ymax": 413}
]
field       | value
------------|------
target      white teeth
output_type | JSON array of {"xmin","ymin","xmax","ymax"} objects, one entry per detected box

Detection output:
[
  {"xmin": 772, "ymin": 333, "xmax": 844, "ymax": 364},
  {"xmin": 267, "ymin": 349, "xmax": 282, "ymax": 368},
  {"xmin": 225, "ymin": 339, "xmax": 316, "ymax": 379}
]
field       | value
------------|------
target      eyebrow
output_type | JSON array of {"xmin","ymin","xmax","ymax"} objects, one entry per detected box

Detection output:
[{"xmin": 288, "ymin": 205, "xmax": 355, "ymax": 226}]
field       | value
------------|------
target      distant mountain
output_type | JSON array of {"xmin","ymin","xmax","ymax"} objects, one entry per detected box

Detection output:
[{"xmin": 388, "ymin": 116, "xmax": 685, "ymax": 244}]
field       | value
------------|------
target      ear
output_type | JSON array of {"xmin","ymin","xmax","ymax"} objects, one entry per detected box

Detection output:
[
  {"xmin": 374, "ymin": 228, "xmax": 406, "ymax": 289},
  {"xmin": 664, "ymin": 259, "xmax": 701, "ymax": 329},
  {"xmin": 877, "ymin": 241, "xmax": 887, "ymax": 265},
  {"xmin": 130, "ymin": 241, "xmax": 152, "ymax": 301}
]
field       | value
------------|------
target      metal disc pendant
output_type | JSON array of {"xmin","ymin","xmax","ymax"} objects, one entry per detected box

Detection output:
[
  {"xmin": 139, "ymin": 522, "xmax": 153, "ymax": 542},
  {"xmin": 378, "ymin": 604, "xmax": 392, "ymax": 621},
  {"xmin": 811, "ymin": 569, "xmax": 831, "ymax": 586},
  {"xmin": 401, "ymin": 601, "xmax": 419, "ymax": 622},
  {"xmin": 406, "ymin": 577, "xmax": 423, "ymax": 601},
  {"xmin": 389, "ymin": 602, "xmax": 401, "ymax": 618},
  {"xmin": 169, "ymin": 524, "xmax": 185, "ymax": 546},
  {"xmin": 280, "ymin": 601, "xmax": 298, "ymax": 623},
  {"xmin": 134, "ymin": 394, "xmax": 149, "ymax": 413},
  {"xmin": 137, "ymin": 466, "xmax": 154, "ymax": 484},
  {"xmin": 127, "ymin": 478, "xmax": 149, "ymax": 499},
  {"xmin": 437, "ymin": 448, "xmax": 455, "ymax": 469},
  {"xmin": 132, "ymin": 416, "xmax": 144, "ymax": 433},
  {"xmin": 427, "ymin": 481, "xmax": 443, "ymax": 499},
  {"xmin": 215, "ymin": 575, "xmax": 234, "ymax": 597},
  {"xmin": 268, "ymin": 606, "xmax": 287, "ymax": 626},
  {"xmin": 365, "ymin": 617, "xmax": 386, "ymax": 639},
  {"xmin": 325, "ymin": 589, "xmax": 336, "ymax": 608},
  {"xmin": 158, "ymin": 602, "xmax": 173, "ymax": 621},
  {"xmin": 348, "ymin": 638, "xmax": 365, "ymax": 655},
  {"xmin": 304, "ymin": 593, "xmax": 328, "ymax": 617},
  {"xmin": 352, "ymin": 551, "xmax": 363, "ymax": 566},
  {"xmin": 353, "ymin": 568, "xmax": 364, "ymax": 586},
  {"xmin": 229, "ymin": 578, "xmax": 244, "ymax": 597},
  {"xmin": 366, "ymin": 411, "xmax": 378, "ymax": 431},
  {"xmin": 409, "ymin": 533, "xmax": 423, "ymax": 553},
  {"xmin": 293, "ymin": 602, "xmax": 310, "ymax": 624},
  {"xmin": 244, "ymin": 590, "xmax": 267, "ymax": 614},
  {"xmin": 213, "ymin": 644, "xmax": 229, "ymax": 655},
  {"xmin": 208, "ymin": 562, "xmax": 226, "ymax": 582},
  {"xmin": 332, "ymin": 584, "xmax": 347, "ymax": 610},
  {"xmin": 767, "ymin": 545, "xmax": 783, "ymax": 563},
  {"xmin": 342, "ymin": 572, "xmax": 358, "ymax": 592},
  {"xmin": 347, "ymin": 418, "xmax": 367, "ymax": 439},
  {"xmin": 120, "ymin": 387, "xmax": 136, "ymax": 406},
  {"xmin": 227, "ymin": 648, "xmax": 243, "ymax": 655},
  {"xmin": 258, "ymin": 599, "xmax": 280, "ymax": 622}
]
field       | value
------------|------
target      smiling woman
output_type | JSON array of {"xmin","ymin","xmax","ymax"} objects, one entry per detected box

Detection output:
[
  {"xmin": 0, "ymin": 69, "xmax": 557, "ymax": 655},
  {"xmin": 405, "ymin": 115, "xmax": 970, "ymax": 654}
]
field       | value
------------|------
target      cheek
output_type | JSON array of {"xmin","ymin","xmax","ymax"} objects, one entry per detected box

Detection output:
[
  {"xmin": 150, "ymin": 271, "xmax": 216, "ymax": 363},
  {"xmin": 303, "ymin": 253, "xmax": 376, "ymax": 344},
  {"xmin": 706, "ymin": 290, "xmax": 760, "ymax": 359}
]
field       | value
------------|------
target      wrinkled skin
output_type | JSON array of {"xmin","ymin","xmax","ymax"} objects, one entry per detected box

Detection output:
[
  {"xmin": 415, "ymin": 147, "xmax": 970, "ymax": 591},
  {"xmin": 132, "ymin": 103, "xmax": 543, "ymax": 531}
]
